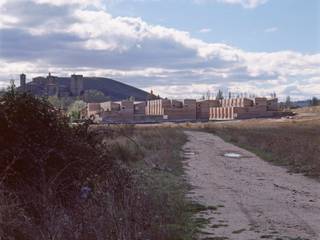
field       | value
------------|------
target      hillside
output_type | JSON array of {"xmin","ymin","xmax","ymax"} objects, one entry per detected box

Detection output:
[
  {"xmin": 18, "ymin": 77, "xmax": 148, "ymax": 101},
  {"xmin": 58, "ymin": 77, "xmax": 149, "ymax": 101}
]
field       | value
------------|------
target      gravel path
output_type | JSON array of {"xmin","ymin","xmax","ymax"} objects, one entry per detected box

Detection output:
[{"xmin": 183, "ymin": 130, "xmax": 320, "ymax": 240}]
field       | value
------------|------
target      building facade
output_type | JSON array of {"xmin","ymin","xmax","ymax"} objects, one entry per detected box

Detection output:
[{"xmin": 209, "ymin": 97, "xmax": 278, "ymax": 120}]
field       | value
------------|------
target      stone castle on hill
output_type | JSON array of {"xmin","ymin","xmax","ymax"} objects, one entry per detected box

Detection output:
[
  {"xmin": 17, "ymin": 73, "xmax": 149, "ymax": 101},
  {"xmin": 19, "ymin": 73, "xmax": 84, "ymax": 97}
]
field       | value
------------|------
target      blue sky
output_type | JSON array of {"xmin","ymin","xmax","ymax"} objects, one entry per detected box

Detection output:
[
  {"xmin": 106, "ymin": 0, "xmax": 319, "ymax": 53},
  {"xmin": 0, "ymin": 0, "xmax": 319, "ymax": 100}
]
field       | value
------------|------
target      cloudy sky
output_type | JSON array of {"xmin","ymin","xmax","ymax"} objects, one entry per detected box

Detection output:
[{"xmin": 0, "ymin": 0, "xmax": 319, "ymax": 100}]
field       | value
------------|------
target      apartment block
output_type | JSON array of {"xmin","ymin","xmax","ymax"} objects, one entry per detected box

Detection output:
[
  {"xmin": 209, "ymin": 97, "xmax": 278, "ymax": 120},
  {"xmin": 85, "ymin": 96, "xmax": 279, "ymax": 123},
  {"xmin": 196, "ymin": 100, "xmax": 220, "ymax": 120},
  {"xmin": 146, "ymin": 99, "xmax": 197, "ymax": 121}
]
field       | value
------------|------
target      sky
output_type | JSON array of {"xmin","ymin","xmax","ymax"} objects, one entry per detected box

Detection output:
[{"xmin": 0, "ymin": 0, "xmax": 319, "ymax": 100}]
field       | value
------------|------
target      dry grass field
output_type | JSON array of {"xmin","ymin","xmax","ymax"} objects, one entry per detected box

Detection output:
[{"xmin": 196, "ymin": 118, "xmax": 320, "ymax": 179}]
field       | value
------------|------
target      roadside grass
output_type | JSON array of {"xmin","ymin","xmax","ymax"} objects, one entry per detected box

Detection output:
[
  {"xmin": 197, "ymin": 119, "xmax": 320, "ymax": 179},
  {"xmin": 98, "ymin": 126, "xmax": 210, "ymax": 239}
]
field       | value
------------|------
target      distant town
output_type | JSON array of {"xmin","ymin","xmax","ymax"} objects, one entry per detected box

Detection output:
[{"xmin": 16, "ymin": 73, "xmax": 282, "ymax": 123}]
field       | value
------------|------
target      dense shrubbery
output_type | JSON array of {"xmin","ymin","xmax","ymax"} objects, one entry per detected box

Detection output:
[
  {"xmin": 0, "ymin": 87, "xmax": 126, "ymax": 239},
  {"xmin": 0, "ymin": 87, "xmax": 195, "ymax": 240},
  {"xmin": 0, "ymin": 87, "xmax": 95, "ymax": 202}
]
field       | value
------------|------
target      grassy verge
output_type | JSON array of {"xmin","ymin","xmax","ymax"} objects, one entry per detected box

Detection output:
[
  {"xmin": 97, "ymin": 125, "xmax": 208, "ymax": 239},
  {"xmin": 198, "ymin": 119, "xmax": 320, "ymax": 179}
]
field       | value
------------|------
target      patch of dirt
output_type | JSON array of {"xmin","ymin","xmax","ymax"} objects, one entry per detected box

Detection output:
[{"xmin": 184, "ymin": 131, "xmax": 320, "ymax": 240}]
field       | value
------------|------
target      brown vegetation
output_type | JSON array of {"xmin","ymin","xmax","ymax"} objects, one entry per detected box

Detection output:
[
  {"xmin": 200, "ymin": 119, "xmax": 320, "ymax": 179},
  {"xmin": 0, "ymin": 87, "xmax": 198, "ymax": 240}
]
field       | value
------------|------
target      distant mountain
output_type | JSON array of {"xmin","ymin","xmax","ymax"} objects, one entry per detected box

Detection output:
[{"xmin": 20, "ymin": 75, "xmax": 149, "ymax": 101}]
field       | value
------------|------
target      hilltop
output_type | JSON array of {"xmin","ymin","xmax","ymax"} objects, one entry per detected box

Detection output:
[
  {"xmin": 18, "ymin": 74, "xmax": 150, "ymax": 101},
  {"xmin": 59, "ymin": 76, "xmax": 149, "ymax": 101}
]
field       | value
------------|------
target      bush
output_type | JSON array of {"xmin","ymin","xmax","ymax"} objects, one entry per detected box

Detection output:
[
  {"xmin": 0, "ymin": 88, "xmax": 149, "ymax": 239},
  {"xmin": 0, "ymin": 87, "xmax": 196, "ymax": 240}
]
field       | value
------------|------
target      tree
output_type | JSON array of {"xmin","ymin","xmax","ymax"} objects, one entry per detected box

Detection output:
[
  {"xmin": 311, "ymin": 97, "xmax": 319, "ymax": 106},
  {"xmin": 270, "ymin": 92, "xmax": 277, "ymax": 99},
  {"xmin": 68, "ymin": 100, "xmax": 87, "ymax": 121},
  {"xmin": 83, "ymin": 89, "xmax": 110, "ymax": 103},
  {"xmin": 0, "ymin": 87, "xmax": 97, "ymax": 203},
  {"xmin": 204, "ymin": 90, "xmax": 211, "ymax": 100},
  {"xmin": 48, "ymin": 96, "xmax": 73, "ymax": 110},
  {"xmin": 216, "ymin": 89, "xmax": 224, "ymax": 100},
  {"xmin": 285, "ymin": 96, "xmax": 292, "ymax": 108}
]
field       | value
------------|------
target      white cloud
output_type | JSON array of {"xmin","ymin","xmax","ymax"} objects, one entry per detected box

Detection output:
[
  {"xmin": 195, "ymin": 0, "xmax": 268, "ymax": 8},
  {"xmin": 264, "ymin": 27, "xmax": 278, "ymax": 33},
  {"xmin": 0, "ymin": 0, "xmax": 319, "ymax": 101},
  {"xmin": 199, "ymin": 28, "xmax": 212, "ymax": 33},
  {"xmin": 33, "ymin": 0, "xmax": 103, "ymax": 7}
]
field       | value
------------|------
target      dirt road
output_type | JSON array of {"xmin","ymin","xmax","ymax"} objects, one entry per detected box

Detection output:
[{"xmin": 183, "ymin": 131, "xmax": 320, "ymax": 240}]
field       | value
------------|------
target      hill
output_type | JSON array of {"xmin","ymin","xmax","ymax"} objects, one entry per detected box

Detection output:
[
  {"xmin": 59, "ymin": 77, "xmax": 149, "ymax": 101},
  {"xmin": 21, "ymin": 75, "xmax": 150, "ymax": 101}
]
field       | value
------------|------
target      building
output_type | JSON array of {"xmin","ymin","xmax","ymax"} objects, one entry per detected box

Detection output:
[
  {"xmin": 145, "ymin": 99, "xmax": 197, "ymax": 121},
  {"xmin": 196, "ymin": 100, "xmax": 220, "ymax": 120},
  {"xmin": 20, "ymin": 73, "xmax": 26, "ymax": 92},
  {"xmin": 70, "ymin": 74, "xmax": 84, "ymax": 96},
  {"xmin": 88, "ymin": 100, "xmax": 142, "ymax": 123},
  {"xmin": 87, "ymin": 103, "xmax": 102, "ymax": 118},
  {"xmin": 83, "ymin": 95, "xmax": 279, "ymax": 123},
  {"xmin": 18, "ymin": 73, "xmax": 84, "ymax": 97},
  {"xmin": 209, "ymin": 97, "xmax": 278, "ymax": 120}
]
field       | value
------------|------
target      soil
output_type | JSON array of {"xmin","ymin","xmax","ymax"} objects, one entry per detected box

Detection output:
[{"xmin": 183, "ymin": 130, "xmax": 320, "ymax": 240}]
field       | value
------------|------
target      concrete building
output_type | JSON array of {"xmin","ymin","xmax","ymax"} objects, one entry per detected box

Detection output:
[
  {"xmin": 146, "ymin": 99, "xmax": 197, "ymax": 121},
  {"xmin": 84, "ymin": 95, "xmax": 279, "ymax": 123},
  {"xmin": 209, "ymin": 97, "xmax": 278, "ymax": 120},
  {"xmin": 134, "ymin": 101, "xmax": 147, "ymax": 115},
  {"xmin": 87, "ymin": 103, "xmax": 102, "ymax": 118},
  {"xmin": 196, "ymin": 100, "xmax": 220, "ymax": 120},
  {"xmin": 89, "ymin": 100, "xmax": 144, "ymax": 123}
]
